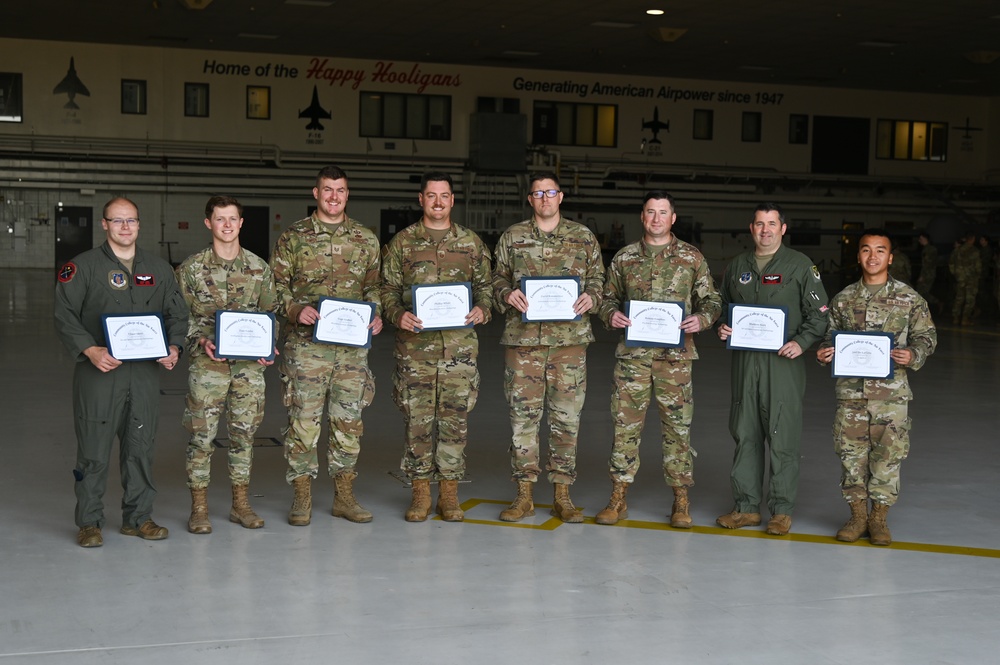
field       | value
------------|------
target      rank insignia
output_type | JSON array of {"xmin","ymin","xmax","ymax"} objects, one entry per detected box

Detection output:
[
  {"xmin": 762, "ymin": 274, "xmax": 782, "ymax": 285},
  {"xmin": 109, "ymin": 271, "xmax": 128, "ymax": 289},
  {"xmin": 543, "ymin": 248, "xmax": 553, "ymax": 258},
  {"xmin": 134, "ymin": 274, "xmax": 156, "ymax": 286},
  {"xmin": 58, "ymin": 262, "xmax": 77, "ymax": 283},
  {"xmin": 331, "ymin": 245, "xmax": 342, "ymax": 255},
  {"xmin": 739, "ymin": 272, "xmax": 752, "ymax": 285}
]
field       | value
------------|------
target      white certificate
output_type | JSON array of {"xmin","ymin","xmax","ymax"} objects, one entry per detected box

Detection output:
[
  {"xmin": 625, "ymin": 300, "xmax": 685, "ymax": 348},
  {"xmin": 215, "ymin": 311, "xmax": 275, "ymax": 360},
  {"xmin": 101, "ymin": 313, "xmax": 169, "ymax": 360},
  {"xmin": 313, "ymin": 297, "xmax": 375, "ymax": 348},
  {"xmin": 727, "ymin": 304, "xmax": 788, "ymax": 351},
  {"xmin": 521, "ymin": 276, "xmax": 581, "ymax": 322},
  {"xmin": 832, "ymin": 331, "xmax": 894, "ymax": 379},
  {"xmin": 412, "ymin": 282, "xmax": 472, "ymax": 330}
]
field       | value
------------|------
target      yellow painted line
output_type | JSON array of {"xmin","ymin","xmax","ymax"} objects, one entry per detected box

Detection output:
[{"xmin": 440, "ymin": 498, "xmax": 1000, "ymax": 559}]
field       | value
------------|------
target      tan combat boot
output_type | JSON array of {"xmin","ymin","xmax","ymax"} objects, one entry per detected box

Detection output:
[
  {"xmin": 595, "ymin": 481, "xmax": 629, "ymax": 525},
  {"xmin": 288, "ymin": 475, "xmax": 312, "ymax": 526},
  {"xmin": 499, "ymin": 481, "xmax": 535, "ymax": 522},
  {"xmin": 670, "ymin": 486, "xmax": 693, "ymax": 529},
  {"xmin": 188, "ymin": 487, "xmax": 212, "ymax": 534},
  {"xmin": 551, "ymin": 483, "xmax": 584, "ymax": 523},
  {"xmin": 436, "ymin": 479, "xmax": 464, "ymax": 522},
  {"xmin": 332, "ymin": 471, "xmax": 373, "ymax": 523},
  {"xmin": 868, "ymin": 502, "xmax": 892, "ymax": 546},
  {"xmin": 230, "ymin": 484, "xmax": 264, "ymax": 529},
  {"xmin": 405, "ymin": 479, "xmax": 432, "ymax": 522},
  {"xmin": 835, "ymin": 500, "xmax": 868, "ymax": 542}
]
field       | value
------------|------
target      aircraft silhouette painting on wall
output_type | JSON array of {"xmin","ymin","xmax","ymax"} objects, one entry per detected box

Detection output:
[
  {"xmin": 641, "ymin": 106, "xmax": 670, "ymax": 144},
  {"xmin": 53, "ymin": 57, "xmax": 90, "ymax": 109},
  {"xmin": 299, "ymin": 86, "xmax": 332, "ymax": 130}
]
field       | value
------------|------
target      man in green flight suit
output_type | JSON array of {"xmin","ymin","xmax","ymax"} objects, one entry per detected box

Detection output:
[
  {"xmin": 54, "ymin": 197, "xmax": 188, "ymax": 547},
  {"xmin": 716, "ymin": 203, "xmax": 829, "ymax": 536}
]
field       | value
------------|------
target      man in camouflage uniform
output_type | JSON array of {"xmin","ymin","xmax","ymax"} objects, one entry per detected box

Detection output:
[
  {"xmin": 948, "ymin": 233, "xmax": 981, "ymax": 325},
  {"xmin": 915, "ymin": 232, "xmax": 938, "ymax": 308},
  {"xmin": 381, "ymin": 172, "xmax": 493, "ymax": 522},
  {"xmin": 595, "ymin": 191, "xmax": 721, "ymax": 528},
  {"xmin": 176, "ymin": 195, "xmax": 277, "ymax": 534},
  {"xmin": 817, "ymin": 230, "xmax": 936, "ymax": 546},
  {"xmin": 270, "ymin": 166, "xmax": 383, "ymax": 526},
  {"xmin": 887, "ymin": 248, "xmax": 911, "ymax": 284},
  {"xmin": 716, "ymin": 203, "xmax": 829, "ymax": 536},
  {"xmin": 492, "ymin": 171, "xmax": 605, "ymax": 523}
]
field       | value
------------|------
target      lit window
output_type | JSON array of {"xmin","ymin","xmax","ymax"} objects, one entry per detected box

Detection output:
[
  {"xmin": 532, "ymin": 101, "xmax": 618, "ymax": 147},
  {"xmin": 876, "ymin": 119, "xmax": 947, "ymax": 161}
]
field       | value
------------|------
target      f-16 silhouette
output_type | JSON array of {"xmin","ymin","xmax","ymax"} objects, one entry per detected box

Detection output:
[
  {"xmin": 299, "ymin": 86, "xmax": 332, "ymax": 130},
  {"xmin": 53, "ymin": 57, "xmax": 90, "ymax": 109},
  {"xmin": 641, "ymin": 106, "xmax": 670, "ymax": 144}
]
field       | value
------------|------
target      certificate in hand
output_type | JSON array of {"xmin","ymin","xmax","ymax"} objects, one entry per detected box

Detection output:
[
  {"xmin": 726, "ymin": 303, "xmax": 788, "ymax": 351},
  {"xmin": 411, "ymin": 282, "xmax": 472, "ymax": 330},
  {"xmin": 832, "ymin": 331, "xmax": 894, "ymax": 379},
  {"xmin": 624, "ymin": 300, "xmax": 685, "ymax": 348},
  {"xmin": 313, "ymin": 297, "xmax": 376, "ymax": 348},
  {"xmin": 101, "ymin": 313, "xmax": 169, "ymax": 361},
  {"xmin": 520, "ymin": 276, "xmax": 581, "ymax": 322},
  {"xmin": 215, "ymin": 311, "xmax": 276, "ymax": 360}
]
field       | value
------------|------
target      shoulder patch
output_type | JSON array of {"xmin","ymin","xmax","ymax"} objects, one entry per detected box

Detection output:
[
  {"xmin": 811, "ymin": 265, "xmax": 821, "ymax": 280},
  {"xmin": 58, "ymin": 262, "xmax": 77, "ymax": 283},
  {"xmin": 134, "ymin": 273, "xmax": 156, "ymax": 286}
]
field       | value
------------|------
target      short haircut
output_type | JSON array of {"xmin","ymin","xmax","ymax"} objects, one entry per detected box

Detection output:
[
  {"xmin": 642, "ymin": 190, "xmax": 676, "ymax": 212},
  {"xmin": 102, "ymin": 196, "xmax": 139, "ymax": 220},
  {"xmin": 421, "ymin": 171, "xmax": 454, "ymax": 192},
  {"xmin": 529, "ymin": 171, "xmax": 561, "ymax": 192},
  {"xmin": 205, "ymin": 195, "xmax": 243, "ymax": 219},
  {"xmin": 859, "ymin": 228, "xmax": 893, "ymax": 252},
  {"xmin": 752, "ymin": 202, "xmax": 785, "ymax": 225},
  {"xmin": 316, "ymin": 165, "xmax": 349, "ymax": 188},
  {"xmin": 918, "ymin": 231, "xmax": 931, "ymax": 242}
]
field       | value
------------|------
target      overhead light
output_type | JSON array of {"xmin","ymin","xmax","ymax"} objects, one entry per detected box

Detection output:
[
  {"xmin": 285, "ymin": 0, "xmax": 333, "ymax": 5},
  {"xmin": 592, "ymin": 21, "xmax": 635, "ymax": 28},
  {"xmin": 502, "ymin": 50, "xmax": 540, "ymax": 57},
  {"xmin": 646, "ymin": 9, "xmax": 665, "ymax": 15},
  {"xmin": 859, "ymin": 40, "xmax": 899, "ymax": 48},
  {"xmin": 239, "ymin": 33, "xmax": 279, "ymax": 39}
]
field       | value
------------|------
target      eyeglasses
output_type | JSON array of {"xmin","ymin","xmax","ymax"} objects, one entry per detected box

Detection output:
[
  {"xmin": 529, "ymin": 189, "xmax": 560, "ymax": 199},
  {"xmin": 107, "ymin": 218, "xmax": 139, "ymax": 226}
]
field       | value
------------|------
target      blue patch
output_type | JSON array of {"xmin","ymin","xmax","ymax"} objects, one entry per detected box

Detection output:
[
  {"xmin": 108, "ymin": 271, "xmax": 127, "ymax": 289},
  {"xmin": 739, "ymin": 272, "xmax": 752, "ymax": 285}
]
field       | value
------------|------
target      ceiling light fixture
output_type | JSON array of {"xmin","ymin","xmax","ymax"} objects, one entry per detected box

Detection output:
[{"xmin": 646, "ymin": 9, "xmax": 664, "ymax": 16}]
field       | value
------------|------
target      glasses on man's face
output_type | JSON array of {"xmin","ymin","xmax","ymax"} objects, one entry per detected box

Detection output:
[
  {"xmin": 107, "ymin": 218, "xmax": 139, "ymax": 227},
  {"xmin": 529, "ymin": 189, "xmax": 560, "ymax": 199}
]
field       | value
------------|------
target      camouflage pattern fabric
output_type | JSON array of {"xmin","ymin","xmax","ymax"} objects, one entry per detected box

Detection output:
[
  {"xmin": 821, "ymin": 277, "xmax": 937, "ymax": 504},
  {"xmin": 915, "ymin": 244, "xmax": 938, "ymax": 302},
  {"xmin": 270, "ymin": 215, "xmax": 381, "ymax": 482},
  {"xmin": 949, "ymin": 243, "xmax": 981, "ymax": 322},
  {"xmin": 392, "ymin": 357, "xmax": 478, "ymax": 480},
  {"xmin": 176, "ymin": 246, "xmax": 277, "ymax": 488},
  {"xmin": 888, "ymin": 251, "xmax": 911, "ymax": 284},
  {"xmin": 381, "ymin": 221, "xmax": 492, "ymax": 480},
  {"xmin": 503, "ymin": 344, "xmax": 587, "ymax": 484}
]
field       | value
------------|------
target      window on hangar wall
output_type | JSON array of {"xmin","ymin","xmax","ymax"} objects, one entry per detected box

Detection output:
[
  {"xmin": 876, "ymin": 119, "xmax": 947, "ymax": 162},
  {"xmin": 532, "ymin": 101, "xmax": 617, "ymax": 147},
  {"xmin": 121, "ymin": 79, "xmax": 147, "ymax": 115},
  {"xmin": 185, "ymin": 83, "xmax": 210, "ymax": 118},
  {"xmin": 359, "ymin": 92, "xmax": 452, "ymax": 140}
]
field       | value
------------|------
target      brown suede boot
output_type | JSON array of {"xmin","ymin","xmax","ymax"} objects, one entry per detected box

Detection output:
[
  {"xmin": 551, "ymin": 483, "xmax": 584, "ymax": 523},
  {"xmin": 868, "ymin": 502, "xmax": 892, "ymax": 546},
  {"xmin": 670, "ymin": 486, "xmax": 693, "ymax": 529},
  {"xmin": 188, "ymin": 487, "xmax": 212, "ymax": 534},
  {"xmin": 836, "ymin": 500, "xmax": 868, "ymax": 542},
  {"xmin": 436, "ymin": 479, "xmax": 464, "ymax": 522},
  {"xmin": 405, "ymin": 479, "xmax": 432, "ymax": 522},
  {"xmin": 332, "ymin": 471, "xmax": 373, "ymax": 523},
  {"xmin": 288, "ymin": 476, "xmax": 312, "ymax": 526},
  {"xmin": 595, "ymin": 481, "xmax": 629, "ymax": 525},
  {"xmin": 230, "ymin": 484, "xmax": 264, "ymax": 529},
  {"xmin": 499, "ymin": 481, "xmax": 535, "ymax": 522}
]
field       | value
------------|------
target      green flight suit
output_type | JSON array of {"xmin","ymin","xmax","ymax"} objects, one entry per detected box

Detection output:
[
  {"xmin": 54, "ymin": 242, "xmax": 188, "ymax": 529},
  {"xmin": 720, "ymin": 244, "xmax": 828, "ymax": 515}
]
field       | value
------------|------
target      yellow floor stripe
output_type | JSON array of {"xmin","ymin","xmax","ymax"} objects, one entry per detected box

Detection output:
[{"xmin": 437, "ymin": 498, "xmax": 1000, "ymax": 558}]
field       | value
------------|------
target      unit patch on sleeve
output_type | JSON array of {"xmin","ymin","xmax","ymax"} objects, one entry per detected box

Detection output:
[
  {"xmin": 762, "ymin": 274, "xmax": 783, "ymax": 285},
  {"xmin": 134, "ymin": 274, "xmax": 156, "ymax": 286},
  {"xmin": 57, "ymin": 262, "xmax": 77, "ymax": 283}
]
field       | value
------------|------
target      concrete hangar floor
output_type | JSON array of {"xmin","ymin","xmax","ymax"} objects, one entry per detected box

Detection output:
[{"xmin": 2, "ymin": 267, "xmax": 998, "ymax": 665}]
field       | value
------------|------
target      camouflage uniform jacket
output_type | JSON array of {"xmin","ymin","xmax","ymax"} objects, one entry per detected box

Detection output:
[
  {"xmin": 600, "ymin": 237, "xmax": 722, "ymax": 361},
  {"xmin": 822, "ymin": 277, "xmax": 936, "ymax": 401},
  {"xmin": 270, "ymin": 214, "xmax": 381, "ymax": 345},
  {"xmin": 381, "ymin": 221, "xmax": 494, "ymax": 361},
  {"xmin": 493, "ymin": 217, "xmax": 605, "ymax": 347},
  {"xmin": 948, "ymin": 243, "xmax": 981, "ymax": 281},
  {"xmin": 888, "ymin": 251, "xmax": 911, "ymax": 284},
  {"xmin": 918, "ymin": 244, "xmax": 938, "ymax": 284},
  {"xmin": 176, "ymin": 246, "xmax": 277, "ymax": 359}
]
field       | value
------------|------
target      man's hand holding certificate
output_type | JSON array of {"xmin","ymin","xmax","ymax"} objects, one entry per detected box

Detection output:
[
  {"xmin": 410, "ymin": 282, "xmax": 473, "ymax": 331},
  {"xmin": 724, "ymin": 304, "xmax": 788, "ymax": 352},
  {"xmin": 518, "ymin": 276, "xmax": 583, "ymax": 322}
]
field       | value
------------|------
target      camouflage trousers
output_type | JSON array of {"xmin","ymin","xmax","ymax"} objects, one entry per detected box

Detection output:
[
  {"xmin": 503, "ymin": 344, "xmax": 587, "ymax": 484},
  {"xmin": 280, "ymin": 339, "xmax": 375, "ymax": 484},
  {"xmin": 952, "ymin": 278, "xmax": 978, "ymax": 322},
  {"xmin": 609, "ymin": 356, "xmax": 694, "ymax": 487},
  {"xmin": 183, "ymin": 355, "xmax": 266, "ymax": 489},
  {"xmin": 833, "ymin": 398, "xmax": 910, "ymax": 506},
  {"xmin": 392, "ymin": 356, "xmax": 479, "ymax": 480}
]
